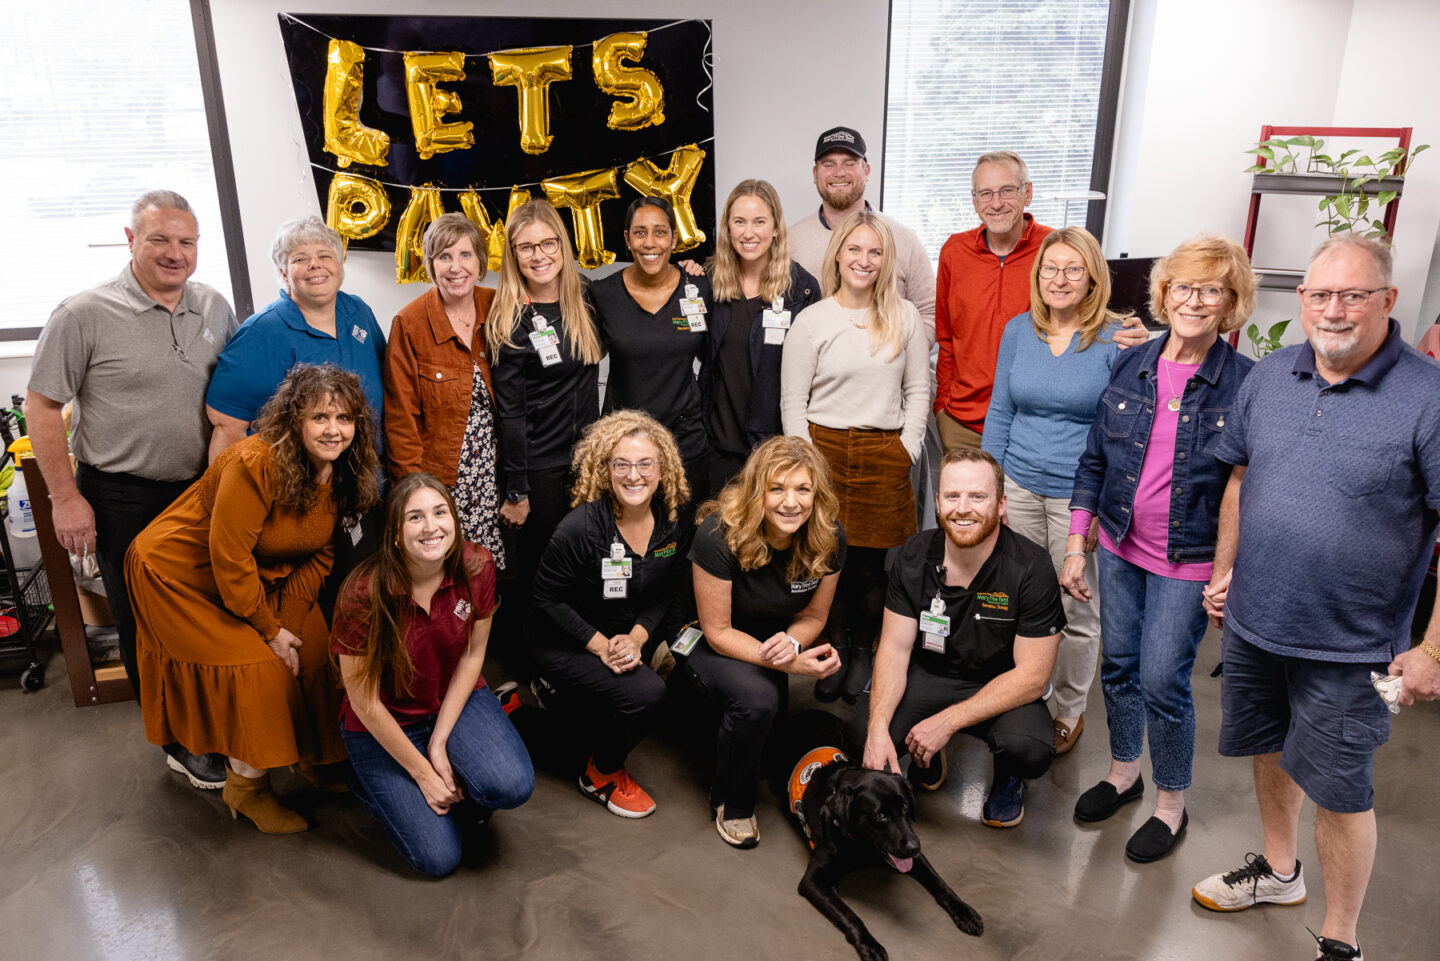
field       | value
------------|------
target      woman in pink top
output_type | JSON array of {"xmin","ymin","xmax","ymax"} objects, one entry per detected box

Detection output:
[{"xmin": 1062, "ymin": 236, "xmax": 1256, "ymax": 863}]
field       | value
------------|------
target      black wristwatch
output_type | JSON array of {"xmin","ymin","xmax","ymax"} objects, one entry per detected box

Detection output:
[{"xmin": 505, "ymin": 492, "xmax": 529, "ymax": 504}]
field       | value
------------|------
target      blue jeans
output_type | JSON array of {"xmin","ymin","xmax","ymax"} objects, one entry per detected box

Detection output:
[
  {"xmin": 1096, "ymin": 547, "xmax": 1209, "ymax": 791},
  {"xmin": 341, "ymin": 688, "xmax": 534, "ymax": 877}
]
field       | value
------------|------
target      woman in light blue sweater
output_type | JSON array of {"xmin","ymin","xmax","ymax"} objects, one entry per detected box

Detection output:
[{"xmin": 982, "ymin": 226, "xmax": 1124, "ymax": 755}]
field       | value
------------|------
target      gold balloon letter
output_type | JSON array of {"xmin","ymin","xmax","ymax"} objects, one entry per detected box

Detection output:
[
  {"xmin": 325, "ymin": 173, "xmax": 392, "ymax": 248},
  {"xmin": 624, "ymin": 145, "xmax": 708, "ymax": 252},
  {"xmin": 489, "ymin": 47, "xmax": 573, "ymax": 155},
  {"xmin": 395, "ymin": 186, "xmax": 446, "ymax": 284},
  {"xmin": 404, "ymin": 52, "xmax": 474, "ymax": 160},
  {"xmin": 592, "ymin": 32, "xmax": 665, "ymax": 132},
  {"xmin": 542, "ymin": 169, "xmax": 620, "ymax": 269},
  {"xmin": 457, "ymin": 190, "xmax": 498, "ymax": 271},
  {"xmin": 322, "ymin": 39, "xmax": 390, "ymax": 168}
]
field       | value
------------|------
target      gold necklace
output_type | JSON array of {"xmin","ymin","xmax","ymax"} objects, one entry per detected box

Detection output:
[{"xmin": 1163, "ymin": 358, "xmax": 1183, "ymax": 411}]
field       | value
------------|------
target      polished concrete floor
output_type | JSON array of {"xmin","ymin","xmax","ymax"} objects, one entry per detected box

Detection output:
[{"xmin": 2, "ymin": 630, "xmax": 1436, "ymax": 961}]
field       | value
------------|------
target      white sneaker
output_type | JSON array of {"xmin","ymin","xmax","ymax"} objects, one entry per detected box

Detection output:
[
  {"xmin": 715, "ymin": 807, "xmax": 758, "ymax": 848},
  {"xmin": 1192, "ymin": 853, "xmax": 1306, "ymax": 912}
]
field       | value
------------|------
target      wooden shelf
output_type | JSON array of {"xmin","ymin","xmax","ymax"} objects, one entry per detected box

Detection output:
[{"xmin": 1250, "ymin": 173, "xmax": 1405, "ymax": 197}]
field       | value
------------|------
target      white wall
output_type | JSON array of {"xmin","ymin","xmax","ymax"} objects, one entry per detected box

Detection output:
[
  {"xmin": 207, "ymin": 0, "xmax": 891, "ymax": 328},
  {"xmin": 1107, "ymin": 0, "xmax": 1440, "ymax": 346}
]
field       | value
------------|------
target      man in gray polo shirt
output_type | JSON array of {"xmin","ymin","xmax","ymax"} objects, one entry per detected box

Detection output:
[
  {"xmin": 1191, "ymin": 236, "xmax": 1440, "ymax": 961},
  {"xmin": 28, "ymin": 189, "xmax": 236, "ymax": 789}
]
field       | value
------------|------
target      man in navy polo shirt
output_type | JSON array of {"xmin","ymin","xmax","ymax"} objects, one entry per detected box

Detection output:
[{"xmin": 1192, "ymin": 236, "xmax": 1440, "ymax": 961}]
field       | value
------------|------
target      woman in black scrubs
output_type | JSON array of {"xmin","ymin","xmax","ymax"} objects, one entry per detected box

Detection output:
[
  {"xmin": 487, "ymin": 199, "xmax": 603, "ymax": 628},
  {"xmin": 589, "ymin": 197, "xmax": 710, "ymax": 499},
  {"xmin": 684, "ymin": 435, "xmax": 844, "ymax": 848},
  {"xmin": 701, "ymin": 180, "xmax": 819, "ymax": 497},
  {"xmin": 529, "ymin": 411, "xmax": 691, "ymax": 819}
]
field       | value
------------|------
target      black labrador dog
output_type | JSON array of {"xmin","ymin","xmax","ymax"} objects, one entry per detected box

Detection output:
[{"xmin": 791, "ymin": 750, "xmax": 984, "ymax": 961}]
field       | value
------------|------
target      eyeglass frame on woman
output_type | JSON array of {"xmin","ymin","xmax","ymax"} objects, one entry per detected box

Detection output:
[
  {"xmin": 1167, "ymin": 283, "xmax": 1229, "ymax": 306},
  {"xmin": 513, "ymin": 237, "xmax": 562, "ymax": 260},
  {"xmin": 610, "ymin": 458, "xmax": 658, "ymax": 477},
  {"xmin": 1038, "ymin": 263, "xmax": 1088, "ymax": 281},
  {"xmin": 1298, "ymin": 286, "xmax": 1390, "ymax": 310}
]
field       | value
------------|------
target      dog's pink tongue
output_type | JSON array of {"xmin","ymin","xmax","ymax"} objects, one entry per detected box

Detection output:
[{"xmin": 887, "ymin": 855, "xmax": 914, "ymax": 874}]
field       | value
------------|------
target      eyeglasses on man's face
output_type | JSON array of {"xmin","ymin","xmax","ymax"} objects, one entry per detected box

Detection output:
[
  {"xmin": 971, "ymin": 184, "xmax": 1024, "ymax": 204},
  {"xmin": 1299, "ymin": 287, "xmax": 1389, "ymax": 310}
]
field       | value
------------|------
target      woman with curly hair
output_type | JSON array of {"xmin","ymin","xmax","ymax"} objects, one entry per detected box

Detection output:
[
  {"xmin": 683, "ymin": 435, "xmax": 845, "ymax": 847},
  {"xmin": 331, "ymin": 473, "xmax": 533, "ymax": 876},
  {"xmin": 528, "ymin": 410, "xmax": 691, "ymax": 818},
  {"xmin": 130, "ymin": 363, "xmax": 382, "ymax": 833}
]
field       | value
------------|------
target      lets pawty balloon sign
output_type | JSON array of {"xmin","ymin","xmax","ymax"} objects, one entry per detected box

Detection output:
[{"xmin": 278, "ymin": 14, "xmax": 716, "ymax": 280}]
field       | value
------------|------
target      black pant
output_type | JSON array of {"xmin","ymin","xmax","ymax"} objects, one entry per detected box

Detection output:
[
  {"xmin": 843, "ymin": 661, "xmax": 1055, "ymax": 780},
  {"xmin": 530, "ymin": 640, "xmax": 667, "ymax": 772},
  {"xmin": 495, "ymin": 466, "xmax": 572, "ymax": 665},
  {"xmin": 75, "ymin": 463, "xmax": 195, "ymax": 703},
  {"xmin": 704, "ymin": 449, "xmax": 749, "ymax": 503},
  {"xmin": 825, "ymin": 546, "xmax": 888, "ymax": 651},
  {"xmin": 680, "ymin": 639, "xmax": 788, "ymax": 818}
]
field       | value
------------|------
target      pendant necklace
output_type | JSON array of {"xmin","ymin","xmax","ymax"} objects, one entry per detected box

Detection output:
[{"xmin": 1163, "ymin": 358, "xmax": 1183, "ymax": 412}]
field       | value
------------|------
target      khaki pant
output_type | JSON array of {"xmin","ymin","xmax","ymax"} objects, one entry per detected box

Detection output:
[{"xmin": 936, "ymin": 408, "xmax": 983, "ymax": 452}]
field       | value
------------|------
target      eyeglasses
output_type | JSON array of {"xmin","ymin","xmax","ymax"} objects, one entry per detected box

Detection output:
[
  {"xmin": 513, "ymin": 237, "xmax": 561, "ymax": 260},
  {"xmin": 1299, "ymin": 287, "xmax": 1389, "ymax": 310},
  {"xmin": 610, "ymin": 459, "xmax": 658, "ymax": 477},
  {"xmin": 971, "ymin": 184, "xmax": 1025, "ymax": 203},
  {"xmin": 1038, "ymin": 264, "xmax": 1087, "ymax": 281},
  {"xmin": 1167, "ymin": 283, "xmax": 1228, "ymax": 306},
  {"xmin": 627, "ymin": 226, "xmax": 672, "ymax": 243}
]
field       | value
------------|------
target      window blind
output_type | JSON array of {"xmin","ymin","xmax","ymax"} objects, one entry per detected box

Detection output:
[
  {"xmin": 884, "ymin": 0, "xmax": 1113, "ymax": 264},
  {"xmin": 0, "ymin": 2, "xmax": 233, "ymax": 335}
]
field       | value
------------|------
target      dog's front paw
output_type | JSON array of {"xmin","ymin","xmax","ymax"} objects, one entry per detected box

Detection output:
[
  {"xmin": 853, "ymin": 938, "xmax": 888, "ymax": 961},
  {"xmin": 946, "ymin": 899, "xmax": 983, "ymax": 937}
]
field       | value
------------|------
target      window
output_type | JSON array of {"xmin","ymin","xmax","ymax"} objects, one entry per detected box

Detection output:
[
  {"xmin": 883, "ymin": 0, "xmax": 1119, "ymax": 262},
  {"xmin": 0, "ymin": 2, "xmax": 233, "ymax": 339}
]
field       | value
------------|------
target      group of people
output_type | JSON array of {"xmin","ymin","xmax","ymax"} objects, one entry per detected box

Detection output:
[{"xmin": 26, "ymin": 125, "xmax": 1440, "ymax": 961}]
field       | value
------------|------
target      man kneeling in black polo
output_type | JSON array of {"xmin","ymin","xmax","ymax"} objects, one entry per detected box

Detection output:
[{"xmin": 845, "ymin": 448, "xmax": 1063, "ymax": 827}]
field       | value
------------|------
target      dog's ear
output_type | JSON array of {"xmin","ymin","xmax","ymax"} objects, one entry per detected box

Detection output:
[
  {"xmin": 816, "ymin": 782, "xmax": 858, "ymax": 842},
  {"xmin": 894, "ymin": 772, "xmax": 916, "ymax": 812}
]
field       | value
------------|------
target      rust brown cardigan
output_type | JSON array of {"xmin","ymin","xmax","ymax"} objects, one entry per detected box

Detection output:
[{"xmin": 383, "ymin": 285, "xmax": 497, "ymax": 485}]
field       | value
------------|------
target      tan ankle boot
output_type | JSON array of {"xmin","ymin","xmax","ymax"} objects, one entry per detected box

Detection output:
[{"xmin": 223, "ymin": 767, "xmax": 310, "ymax": 834}]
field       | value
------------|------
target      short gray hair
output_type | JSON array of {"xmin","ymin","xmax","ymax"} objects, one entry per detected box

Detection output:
[
  {"xmin": 131, "ymin": 190, "xmax": 195, "ymax": 234},
  {"xmin": 271, "ymin": 216, "xmax": 345, "ymax": 274},
  {"xmin": 1306, "ymin": 235, "xmax": 1394, "ymax": 286},
  {"xmin": 975, "ymin": 150, "xmax": 1031, "ymax": 185}
]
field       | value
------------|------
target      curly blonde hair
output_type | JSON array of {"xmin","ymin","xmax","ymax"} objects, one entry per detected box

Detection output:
[
  {"xmin": 569, "ymin": 410, "xmax": 688, "ymax": 521},
  {"xmin": 251, "ymin": 363, "xmax": 382, "ymax": 527},
  {"xmin": 697, "ymin": 435, "xmax": 839, "ymax": 581}
]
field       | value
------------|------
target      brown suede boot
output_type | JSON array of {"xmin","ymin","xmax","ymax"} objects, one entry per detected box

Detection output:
[{"xmin": 223, "ymin": 767, "xmax": 310, "ymax": 834}]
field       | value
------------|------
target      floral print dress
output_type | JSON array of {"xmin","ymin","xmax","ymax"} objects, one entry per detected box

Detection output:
[{"xmin": 451, "ymin": 362, "xmax": 507, "ymax": 570}]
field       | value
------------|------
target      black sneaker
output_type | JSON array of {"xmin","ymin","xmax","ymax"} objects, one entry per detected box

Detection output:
[
  {"xmin": 841, "ymin": 645, "xmax": 873, "ymax": 704},
  {"xmin": 982, "ymin": 774, "xmax": 1024, "ymax": 827},
  {"xmin": 1311, "ymin": 929, "xmax": 1363, "ymax": 960},
  {"xmin": 163, "ymin": 745, "xmax": 226, "ymax": 790}
]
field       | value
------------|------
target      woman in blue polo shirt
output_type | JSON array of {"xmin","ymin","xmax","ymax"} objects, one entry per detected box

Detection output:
[{"xmin": 205, "ymin": 216, "xmax": 386, "ymax": 458}]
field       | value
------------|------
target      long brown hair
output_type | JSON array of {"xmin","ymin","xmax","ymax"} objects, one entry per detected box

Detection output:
[
  {"xmin": 708, "ymin": 179, "xmax": 794, "ymax": 303},
  {"xmin": 337, "ymin": 473, "xmax": 494, "ymax": 698},
  {"xmin": 696, "ymin": 435, "xmax": 839, "ymax": 581},
  {"xmin": 251, "ymin": 362, "xmax": 381, "ymax": 527},
  {"xmin": 485, "ymin": 198, "xmax": 602, "ymax": 363}
]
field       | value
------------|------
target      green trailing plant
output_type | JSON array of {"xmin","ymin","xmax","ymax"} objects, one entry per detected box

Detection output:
[
  {"xmin": 1245, "ymin": 319, "xmax": 1290, "ymax": 358},
  {"xmin": 1244, "ymin": 137, "xmax": 1428, "ymax": 238}
]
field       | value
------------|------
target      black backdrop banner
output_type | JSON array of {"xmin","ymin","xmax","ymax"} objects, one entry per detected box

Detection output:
[{"xmin": 278, "ymin": 13, "xmax": 716, "ymax": 279}]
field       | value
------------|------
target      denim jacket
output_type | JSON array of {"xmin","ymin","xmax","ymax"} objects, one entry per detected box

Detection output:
[{"xmin": 1069, "ymin": 333, "xmax": 1254, "ymax": 564}]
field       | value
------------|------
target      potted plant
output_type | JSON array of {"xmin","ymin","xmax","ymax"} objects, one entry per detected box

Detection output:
[{"xmin": 1243, "ymin": 136, "xmax": 1428, "ymax": 238}]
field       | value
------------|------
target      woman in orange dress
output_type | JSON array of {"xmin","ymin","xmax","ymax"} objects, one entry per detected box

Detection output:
[{"xmin": 129, "ymin": 363, "xmax": 382, "ymax": 833}]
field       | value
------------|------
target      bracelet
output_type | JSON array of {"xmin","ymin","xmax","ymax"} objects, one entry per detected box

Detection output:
[
  {"xmin": 1063, "ymin": 551, "xmax": 1086, "ymax": 559},
  {"xmin": 1420, "ymin": 641, "xmax": 1440, "ymax": 664},
  {"xmin": 787, "ymin": 634, "xmax": 802, "ymax": 656}
]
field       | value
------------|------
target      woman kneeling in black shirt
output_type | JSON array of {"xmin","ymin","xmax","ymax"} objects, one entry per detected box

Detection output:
[
  {"xmin": 530, "ymin": 411, "xmax": 691, "ymax": 818},
  {"xmin": 685, "ymin": 435, "xmax": 845, "ymax": 848}
]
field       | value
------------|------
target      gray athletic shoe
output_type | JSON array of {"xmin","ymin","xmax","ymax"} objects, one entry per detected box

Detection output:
[{"xmin": 1192, "ymin": 853, "xmax": 1306, "ymax": 911}]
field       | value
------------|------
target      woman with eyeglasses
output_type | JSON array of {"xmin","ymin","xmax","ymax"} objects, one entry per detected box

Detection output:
[
  {"xmin": 528, "ymin": 411, "xmax": 691, "ymax": 818},
  {"xmin": 701, "ymin": 180, "xmax": 819, "ymax": 497},
  {"xmin": 1063, "ymin": 235, "xmax": 1256, "ymax": 863},
  {"xmin": 981, "ymin": 227, "xmax": 1122, "ymax": 760},
  {"xmin": 487, "ymin": 199, "xmax": 603, "ymax": 616},
  {"xmin": 590, "ymin": 197, "xmax": 711, "ymax": 500}
]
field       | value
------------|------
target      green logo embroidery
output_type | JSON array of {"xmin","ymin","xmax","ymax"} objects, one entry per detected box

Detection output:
[
  {"xmin": 653, "ymin": 542, "xmax": 678, "ymax": 558},
  {"xmin": 976, "ymin": 591, "xmax": 1010, "ymax": 611}
]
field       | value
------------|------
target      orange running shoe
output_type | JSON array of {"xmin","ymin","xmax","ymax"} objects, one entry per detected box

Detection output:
[{"xmin": 578, "ymin": 757, "xmax": 656, "ymax": 818}]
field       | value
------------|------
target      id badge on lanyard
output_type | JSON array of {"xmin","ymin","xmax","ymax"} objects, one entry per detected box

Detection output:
[
  {"xmin": 761, "ymin": 296, "xmax": 791, "ymax": 345},
  {"xmin": 920, "ymin": 594, "xmax": 951, "ymax": 653},
  {"xmin": 679, "ymin": 283, "xmax": 707, "ymax": 331},
  {"xmin": 601, "ymin": 540, "xmax": 632, "ymax": 599},
  {"xmin": 528, "ymin": 307, "xmax": 562, "ymax": 367}
]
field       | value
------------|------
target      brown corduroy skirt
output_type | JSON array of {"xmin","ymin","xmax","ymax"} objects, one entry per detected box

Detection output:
[{"xmin": 807, "ymin": 422, "xmax": 917, "ymax": 549}]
